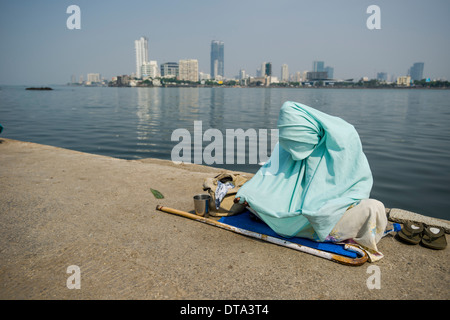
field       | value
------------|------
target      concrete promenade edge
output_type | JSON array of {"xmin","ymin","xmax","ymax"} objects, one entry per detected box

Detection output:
[{"xmin": 0, "ymin": 138, "xmax": 448, "ymax": 300}]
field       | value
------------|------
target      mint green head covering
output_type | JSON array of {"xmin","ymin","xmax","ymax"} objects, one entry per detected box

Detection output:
[
  {"xmin": 278, "ymin": 103, "xmax": 324, "ymax": 161},
  {"xmin": 236, "ymin": 101, "xmax": 373, "ymax": 241}
]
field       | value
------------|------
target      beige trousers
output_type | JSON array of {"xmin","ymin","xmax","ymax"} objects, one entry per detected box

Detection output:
[{"xmin": 296, "ymin": 199, "xmax": 388, "ymax": 261}]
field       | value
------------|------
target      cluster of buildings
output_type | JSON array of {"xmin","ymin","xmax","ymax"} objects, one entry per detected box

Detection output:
[
  {"xmin": 70, "ymin": 36, "xmax": 429, "ymax": 88},
  {"xmin": 375, "ymin": 62, "xmax": 425, "ymax": 87},
  {"xmin": 131, "ymin": 37, "xmax": 222, "ymax": 84},
  {"xmin": 132, "ymin": 36, "xmax": 201, "ymax": 83},
  {"xmin": 107, "ymin": 36, "xmax": 339, "ymax": 87},
  {"xmin": 235, "ymin": 60, "xmax": 334, "ymax": 87},
  {"xmin": 395, "ymin": 62, "xmax": 425, "ymax": 87},
  {"xmin": 70, "ymin": 73, "xmax": 108, "ymax": 86}
]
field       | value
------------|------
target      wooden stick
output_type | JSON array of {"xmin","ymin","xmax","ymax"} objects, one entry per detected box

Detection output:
[{"xmin": 155, "ymin": 205, "xmax": 368, "ymax": 266}]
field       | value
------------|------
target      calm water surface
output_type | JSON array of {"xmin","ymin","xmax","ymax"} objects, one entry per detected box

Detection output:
[{"xmin": 1, "ymin": 85, "xmax": 449, "ymax": 220}]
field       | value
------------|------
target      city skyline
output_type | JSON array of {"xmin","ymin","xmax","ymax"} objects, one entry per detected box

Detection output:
[{"xmin": 0, "ymin": 1, "xmax": 449, "ymax": 85}]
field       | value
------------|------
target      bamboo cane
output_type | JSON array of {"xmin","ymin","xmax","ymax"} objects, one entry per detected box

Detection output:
[{"xmin": 155, "ymin": 205, "xmax": 368, "ymax": 266}]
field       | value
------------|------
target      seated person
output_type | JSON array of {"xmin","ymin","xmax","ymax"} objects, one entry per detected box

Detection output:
[{"xmin": 234, "ymin": 101, "xmax": 387, "ymax": 260}]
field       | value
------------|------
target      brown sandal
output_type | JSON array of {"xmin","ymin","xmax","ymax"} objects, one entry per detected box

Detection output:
[
  {"xmin": 397, "ymin": 221, "xmax": 424, "ymax": 245},
  {"xmin": 421, "ymin": 226, "xmax": 447, "ymax": 250}
]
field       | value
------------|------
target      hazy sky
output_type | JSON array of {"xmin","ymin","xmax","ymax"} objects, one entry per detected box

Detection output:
[{"xmin": 0, "ymin": 0, "xmax": 449, "ymax": 85}]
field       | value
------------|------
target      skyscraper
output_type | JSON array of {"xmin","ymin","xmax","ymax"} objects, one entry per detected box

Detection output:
[
  {"xmin": 313, "ymin": 61, "xmax": 324, "ymax": 72},
  {"xmin": 408, "ymin": 62, "xmax": 424, "ymax": 81},
  {"xmin": 377, "ymin": 72, "xmax": 388, "ymax": 82},
  {"xmin": 262, "ymin": 62, "xmax": 272, "ymax": 77},
  {"xmin": 281, "ymin": 64, "xmax": 289, "ymax": 82},
  {"xmin": 210, "ymin": 40, "xmax": 224, "ymax": 79},
  {"xmin": 135, "ymin": 36, "xmax": 149, "ymax": 79},
  {"xmin": 324, "ymin": 66, "xmax": 334, "ymax": 79}
]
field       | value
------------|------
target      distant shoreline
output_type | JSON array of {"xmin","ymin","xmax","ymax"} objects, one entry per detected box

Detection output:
[
  {"xmin": 1, "ymin": 84, "xmax": 447, "ymax": 90},
  {"xmin": 67, "ymin": 84, "xmax": 450, "ymax": 90}
]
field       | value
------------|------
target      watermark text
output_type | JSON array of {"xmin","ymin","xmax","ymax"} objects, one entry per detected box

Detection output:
[
  {"xmin": 66, "ymin": 5, "xmax": 81, "ymax": 30},
  {"xmin": 171, "ymin": 121, "xmax": 278, "ymax": 167},
  {"xmin": 366, "ymin": 5, "xmax": 381, "ymax": 30},
  {"xmin": 66, "ymin": 265, "xmax": 81, "ymax": 289}
]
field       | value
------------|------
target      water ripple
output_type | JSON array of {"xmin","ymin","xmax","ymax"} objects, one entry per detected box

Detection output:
[{"xmin": 1, "ymin": 86, "xmax": 449, "ymax": 220}]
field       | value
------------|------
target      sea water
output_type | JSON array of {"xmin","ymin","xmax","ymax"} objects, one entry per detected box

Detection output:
[{"xmin": 1, "ymin": 85, "xmax": 449, "ymax": 220}]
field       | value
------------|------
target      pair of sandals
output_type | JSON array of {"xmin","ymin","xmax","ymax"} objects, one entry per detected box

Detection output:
[{"xmin": 397, "ymin": 221, "xmax": 447, "ymax": 250}]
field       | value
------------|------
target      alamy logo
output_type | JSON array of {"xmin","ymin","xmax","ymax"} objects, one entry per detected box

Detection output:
[
  {"xmin": 66, "ymin": 265, "xmax": 81, "ymax": 289},
  {"xmin": 366, "ymin": 5, "xmax": 381, "ymax": 30},
  {"xmin": 66, "ymin": 5, "xmax": 81, "ymax": 30},
  {"xmin": 171, "ymin": 121, "xmax": 278, "ymax": 168},
  {"xmin": 366, "ymin": 265, "xmax": 381, "ymax": 289}
]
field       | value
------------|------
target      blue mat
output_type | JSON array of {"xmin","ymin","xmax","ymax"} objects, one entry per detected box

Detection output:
[{"xmin": 219, "ymin": 211, "xmax": 357, "ymax": 258}]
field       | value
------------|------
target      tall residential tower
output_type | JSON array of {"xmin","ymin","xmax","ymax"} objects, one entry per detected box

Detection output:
[
  {"xmin": 313, "ymin": 61, "xmax": 324, "ymax": 72},
  {"xmin": 135, "ymin": 36, "xmax": 149, "ymax": 79},
  {"xmin": 281, "ymin": 64, "xmax": 289, "ymax": 82},
  {"xmin": 408, "ymin": 62, "xmax": 424, "ymax": 81},
  {"xmin": 210, "ymin": 40, "xmax": 224, "ymax": 79}
]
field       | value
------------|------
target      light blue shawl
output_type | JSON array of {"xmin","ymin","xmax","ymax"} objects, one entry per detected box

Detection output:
[{"xmin": 236, "ymin": 101, "xmax": 373, "ymax": 241}]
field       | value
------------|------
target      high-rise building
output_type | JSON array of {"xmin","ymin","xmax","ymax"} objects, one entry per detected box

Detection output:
[
  {"xmin": 210, "ymin": 40, "xmax": 224, "ymax": 79},
  {"xmin": 87, "ymin": 73, "xmax": 101, "ymax": 83},
  {"xmin": 141, "ymin": 61, "xmax": 159, "ymax": 78},
  {"xmin": 302, "ymin": 71, "xmax": 308, "ymax": 82},
  {"xmin": 408, "ymin": 62, "xmax": 424, "ymax": 81},
  {"xmin": 178, "ymin": 59, "xmax": 199, "ymax": 82},
  {"xmin": 324, "ymin": 66, "xmax": 334, "ymax": 79},
  {"xmin": 313, "ymin": 61, "xmax": 324, "ymax": 72},
  {"xmin": 281, "ymin": 64, "xmax": 289, "ymax": 82},
  {"xmin": 256, "ymin": 67, "xmax": 262, "ymax": 77},
  {"xmin": 260, "ymin": 63, "xmax": 266, "ymax": 77},
  {"xmin": 135, "ymin": 36, "xmax": 149, "ymax": 79},
  {"xmin": 239, "ymin": 69, "xmax": 246, "ymax": 80},
  {"xmin": 160, "ymin": 62, "xmax": 179, "ymax": 78},
  {"xmin": 377, "ymin": 72, "xmax": 388, "ymax": 82},
  {"xmin": 264, "ymin": 62, "xmax": 272, "ymax": 77}
]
